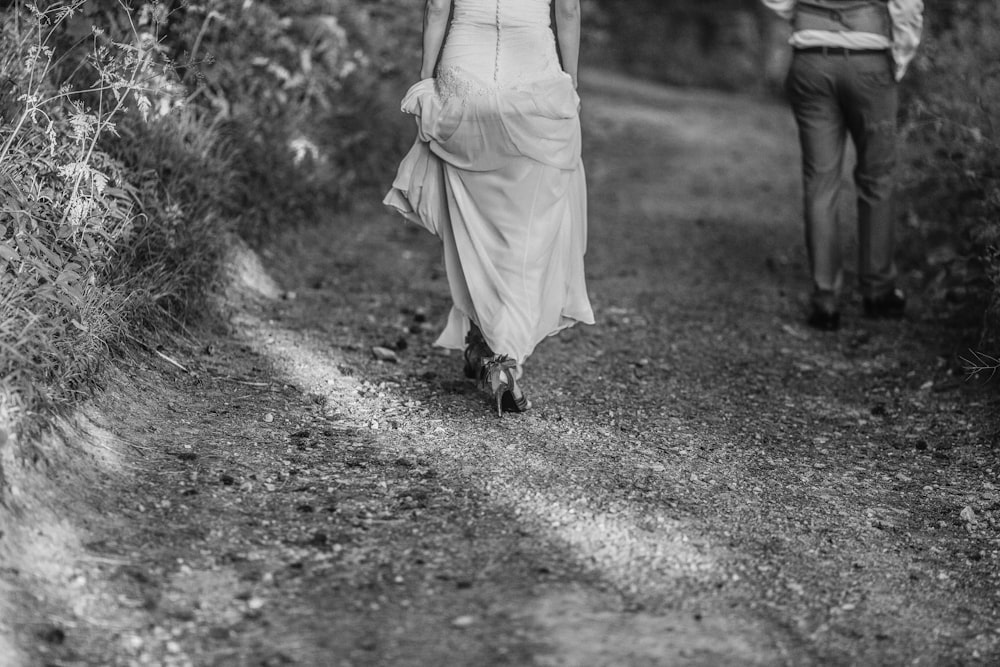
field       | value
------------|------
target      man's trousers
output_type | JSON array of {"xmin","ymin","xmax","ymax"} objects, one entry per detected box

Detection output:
[{"xmin": 785, "ymin": 49, "xmax": 899, "ymax": 307}]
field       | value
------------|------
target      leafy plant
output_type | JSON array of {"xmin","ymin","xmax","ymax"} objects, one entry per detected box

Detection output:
[
  {"xmin": 900, "ymin": 0, "xmax": 1000, "ymax": 360},
  {"xmin": 0, "ymin": 0, "xmax": 411, "ymax": 454},
  {"xmin": 0, "ymin": 0, "xmax": 180, "ymax": 432}
]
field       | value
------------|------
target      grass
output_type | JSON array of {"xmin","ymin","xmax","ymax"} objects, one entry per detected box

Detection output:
[{"xmin": 0, "ymin": 0, "xmax": 415, "ymax": 473}]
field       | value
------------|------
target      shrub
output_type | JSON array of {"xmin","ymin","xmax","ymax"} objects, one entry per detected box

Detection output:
[
  {"xmin": 0, "ymin": 0, "xmax": 413, "ymax": 451},
  {"xmin": 901, "ymin": 0, "xmax": 1000, "ymax": 361},
  {"xmin": 103, "ymin": 107, "xmax": 233, "ymax": 322},
  {"xmin": 136, "ymin": 0, "xmax": 414, "ymax": 243}
]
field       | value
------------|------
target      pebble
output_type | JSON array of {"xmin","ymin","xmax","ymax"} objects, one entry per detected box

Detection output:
[
  {"xmin": 371, "ymin": 346, "xmax": 399, "ymax": 363},
  {"xmin": 451, "ymin": 615, "xmax": 476, "ymax": 628},
  {"xmin": 263, "ymin": 413, "xmax": 274, "ymax": 423}
]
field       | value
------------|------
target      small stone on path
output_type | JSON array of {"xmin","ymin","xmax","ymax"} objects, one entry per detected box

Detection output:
[
  {"xmin": 372, "ymin": 346, "xmax": 399, "ymax": 362},
  {"xmin": 451, "ymin": 615, "xmax": 476, "ymax": 628}
]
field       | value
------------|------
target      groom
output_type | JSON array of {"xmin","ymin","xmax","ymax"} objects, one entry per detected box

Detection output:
[{"xmin": 762, "ymin": 0, "xmax": 924, "ymax": 330}]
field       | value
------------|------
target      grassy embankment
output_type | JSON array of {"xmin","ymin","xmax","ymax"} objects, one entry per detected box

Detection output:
[{"xmin": 0, "ymin": 0, "xmax": 415, "ymax": 489}]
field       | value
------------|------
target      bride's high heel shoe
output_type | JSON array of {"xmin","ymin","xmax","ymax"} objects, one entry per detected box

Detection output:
[{"xmin": 481, "ymin": 355, "xmax": 530, "ymax": 417}]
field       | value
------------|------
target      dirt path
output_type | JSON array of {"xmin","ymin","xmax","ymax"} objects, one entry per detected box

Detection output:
[{"xmin": 4, "ymin": 70, "xmax": 999, "ymax": 666}]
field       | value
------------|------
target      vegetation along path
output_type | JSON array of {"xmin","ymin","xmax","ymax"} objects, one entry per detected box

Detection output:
[{"xmin": 6, "ymin": 71, "xmax": 1000, "ymax": 666}]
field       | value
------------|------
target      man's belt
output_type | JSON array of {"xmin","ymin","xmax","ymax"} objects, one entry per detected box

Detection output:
[{"xmin": 794, "ymin": 47, "xmax": 890, "ymax": 56}]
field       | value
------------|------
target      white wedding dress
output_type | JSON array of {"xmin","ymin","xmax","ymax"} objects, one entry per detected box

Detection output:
[{"xmin": 383, "ymin": 0, "xmax": 594, "ymax": 364}]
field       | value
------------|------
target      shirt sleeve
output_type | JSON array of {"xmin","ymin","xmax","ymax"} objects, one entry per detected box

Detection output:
[
  {"xmin": 889, "ymin": 0, "xmax": 924, "ymax": 80},
  {"xmin": 760, "ymin": 0, "xmax": 795, "ymax": 21}
]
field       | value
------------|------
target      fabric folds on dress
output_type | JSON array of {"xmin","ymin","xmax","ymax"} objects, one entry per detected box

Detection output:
[{"xmin": 384, "ymin": 49, "xmax": 594, "ymax": 364}]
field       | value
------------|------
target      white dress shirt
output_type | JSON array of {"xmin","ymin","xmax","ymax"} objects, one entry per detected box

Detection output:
[{"xmin": 761, "ymin": 0, "xmax": 923, "ymax": 80}]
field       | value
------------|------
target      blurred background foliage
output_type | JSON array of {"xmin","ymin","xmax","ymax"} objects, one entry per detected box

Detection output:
[
  {"xmin": 899, "ymin": 1, "xmax": 1000, "ymax": 352},
  {"xmin": 581, "ymin": 0, "xmax": 790, "ymax": 91},
  {"xmin": 0, "ymin": 0, "xmax": 995, "ymax": 447}
]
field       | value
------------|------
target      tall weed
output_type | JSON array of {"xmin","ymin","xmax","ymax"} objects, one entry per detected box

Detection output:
[
  {"xmin": 0, "ymin": 0, "xmax": 172, "ymax": 436},
  {"xmin": 0, "ymin": 0, "xmax": 407, "ymax": 452}
]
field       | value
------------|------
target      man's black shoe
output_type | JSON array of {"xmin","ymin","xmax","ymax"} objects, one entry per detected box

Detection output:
[
  {"xmin": 807, "ymin": 307, "xmax": 841, "ymax": 331},
  {"xmin": 863, "ymin": 288, "xmax": 906, "ymax": 319}
]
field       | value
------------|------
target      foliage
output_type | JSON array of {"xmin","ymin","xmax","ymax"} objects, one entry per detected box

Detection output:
[
  {"xmin": 0, "ymin": 0, "xmax": 402, "ymax": 450},
  {"xmin": 138, "ymin": 0, "xmax": 414, "ymax": 243},
  {"xmin": 583, "ymin": 0, "xmax": 783, "ymax": 91},
  {"xmin": 0, "ymin": 0, "xmax": 175, "ymax": 431},
  {"xmin": 900, "ymin": 0, "xmax": 1000, "ymax": 361}
]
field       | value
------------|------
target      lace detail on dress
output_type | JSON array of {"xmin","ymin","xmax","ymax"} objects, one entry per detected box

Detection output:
[
  {"xmin": 436, "ymin": 42, "xmax": 560, "ymax": 104},
  {"xmin": 436, "ymin": 67, "xmax": 490, "ymax": 102}
]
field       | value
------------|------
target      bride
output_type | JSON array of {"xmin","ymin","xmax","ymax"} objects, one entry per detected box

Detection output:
[{"xmin": 384, "ymin": 0, "xmax": 594, "ymax": 417}]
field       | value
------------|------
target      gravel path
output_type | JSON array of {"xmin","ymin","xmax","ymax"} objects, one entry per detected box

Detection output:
[{"xmin": 4, "ymin": 70, "xmax": 999, "ymax": 666}]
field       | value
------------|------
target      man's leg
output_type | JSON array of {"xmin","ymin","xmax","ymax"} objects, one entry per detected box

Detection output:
[
  {"xmin": 786, "ymin": 53, "xmax": 848, "ymax": 320},
  {"xmin": 844, "ymin": 52, "xmax": 900, "ymax": 304}
]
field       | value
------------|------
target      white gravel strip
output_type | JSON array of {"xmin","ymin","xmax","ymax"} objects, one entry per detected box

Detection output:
[{"xmin": 239, "ymin": 312, "xmax": 720, "ymax": 599}]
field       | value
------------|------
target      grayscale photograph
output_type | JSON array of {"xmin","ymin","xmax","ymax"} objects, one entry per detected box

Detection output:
[{"xmin": 0, "ymin": 0, "xmax": 997, "ymax": 665}]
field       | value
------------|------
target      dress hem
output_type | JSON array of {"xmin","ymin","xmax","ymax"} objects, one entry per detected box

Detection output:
[{"xmin": 433, "ymin": 306, "xmax": 595, "ymax": 365}]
